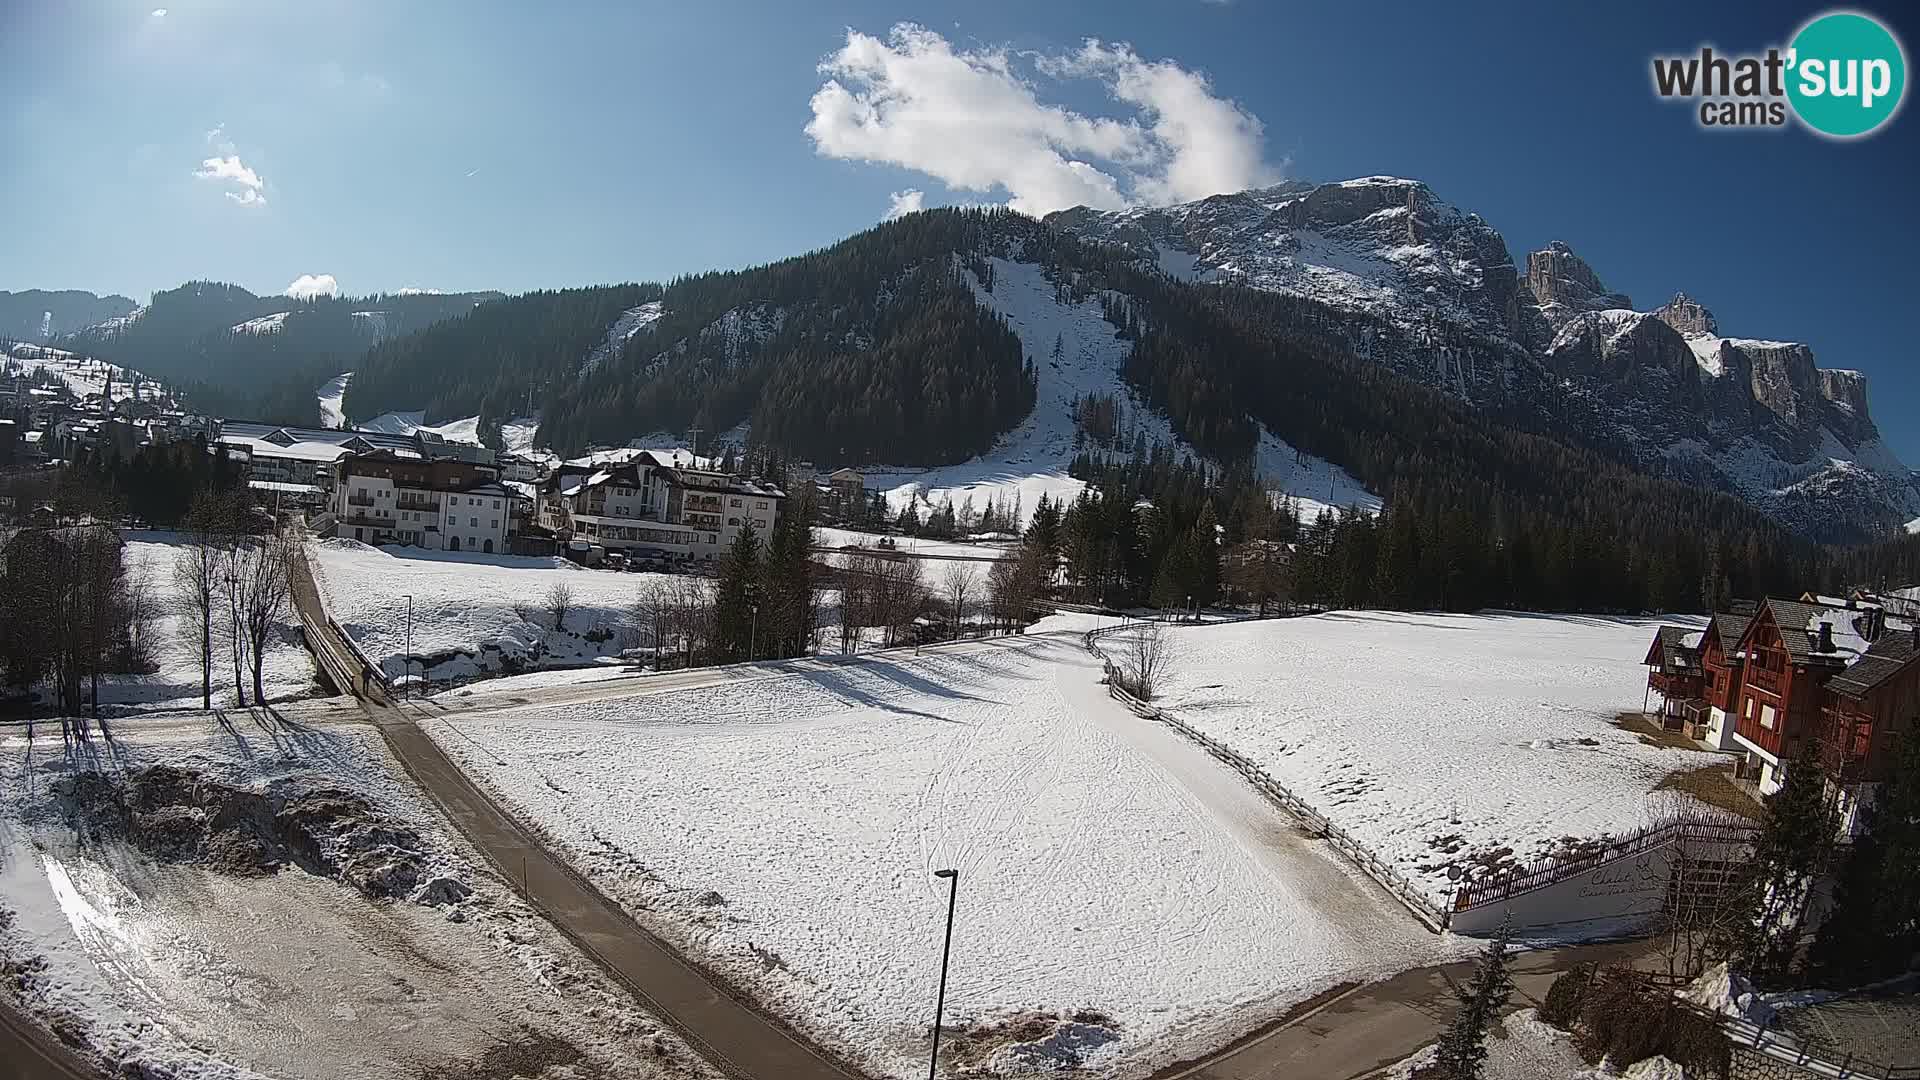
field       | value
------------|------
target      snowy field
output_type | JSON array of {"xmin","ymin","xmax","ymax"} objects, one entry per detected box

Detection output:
[
  {"xmin": 0, "ymin": 712, "xmax": 711, "ymax": 1080},
  {"xmin": 1132, "ymin": 612, "xmax": 1719, "ymax": 906},
  {"xmin": 40, "ymin": 534, "xmax": 319, "ymax": 714},
  {"xmin": 309, "ymin": 539, "xmax": 665, "ymax": 685},
  {"xmin": 422, "ymin": 633, "xmax": 1454, "ymax": 1078}
]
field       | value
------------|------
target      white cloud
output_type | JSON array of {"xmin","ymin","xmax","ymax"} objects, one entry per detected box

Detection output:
[
  {"xmin": 884, "ymin": 189, "xmax": 925, "ymax": 220},
  {"xmin": 285, "ymin": 274, "xmax": 339, "ymax": 300},
  {"xmin": 806, "ymin": 24, "xmax": 1279, "ymax": 216},
  {"xmin": 152, "ymin": 8, "xmax": 167, "ymax": 17},
  {"xmin": 194, "ymin": 130, "xmax": 268, "ymax": 208},
  {"xmin": 195, "ymin": 154, "xmax": 262, "ymax": 190}
]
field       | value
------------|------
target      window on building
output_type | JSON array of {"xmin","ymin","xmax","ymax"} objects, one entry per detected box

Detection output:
[
  {"xmin": 491, "ymin": 520, "xmax": 498, "ymax": 529},
  {"xmin": 493, "ymin": 499, "xmax": 501, "ymax": 509},
  {"xmin": 730, "ymin": 497, "xmax": 742, "ymax": 507},
  {"xmin": 1760, "ymin": 704, "xmax": 1777, "ymax": 730},
  {"xmin": 470, "ymin": 517, "xmax": 479, "ymax": 527}
]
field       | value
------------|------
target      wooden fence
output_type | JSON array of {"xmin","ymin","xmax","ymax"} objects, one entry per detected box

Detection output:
[{"xmin": 1081, "ymin": 623, "xmax": 1452, "ymax": 932}]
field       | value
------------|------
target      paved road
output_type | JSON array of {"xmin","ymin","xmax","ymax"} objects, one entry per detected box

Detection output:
[
  {"xmin": 1162, "ymin": 939, "xmax": 1652, "ymax": 1079},
  {"xmin": 290, "ymin": 547, "xmax": 861, "ymax": 1080},
  {"xmin": 0, "ymin": 999, "xmax": 98, "ymax": 1080}
]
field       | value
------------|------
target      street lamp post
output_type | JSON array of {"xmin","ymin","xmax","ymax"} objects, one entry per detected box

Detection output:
[
  {"xmin": 750, "ymin": 602, "xmax": 759, "ymax": 662},
  {"xmin": 927, "ymin": 868, "xmax": 959, "ymax": 1080},
  {"xmin": 403, "ymin": 594, "xmax": 414, "ymax": 701}
]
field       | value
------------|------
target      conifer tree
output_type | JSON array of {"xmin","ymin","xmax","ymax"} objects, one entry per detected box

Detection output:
[
  {"xmin": 714, "ymin": 524, "xmax": 761, "ymax": 660},
  {"xmin": 1714, "ymin": 739, "xmax": 1838, "ymax": 982},
  {"xmin": 1810, "ymin": 733, "xmax": 1920, "ymax": 985},
  {"xmin": 1432, "ymin": 916, "xmax": 1515, "ymax": 1079}
]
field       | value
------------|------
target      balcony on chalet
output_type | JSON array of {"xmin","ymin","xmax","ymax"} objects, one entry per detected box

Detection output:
[
  {"xmin": 395, "ymin": 493, "xmax": 440, "ymax": 512},
  {"xmin": 1746, "ymin": 664, "xmax": 1786, "ymax": 696},
  {"xmin": 346, "ymin": 494, "xmax": 376, "ymax": 508},
  {"xmin": 1647, "ymin": 670, "xmax": 1704, "ymax": 699}
]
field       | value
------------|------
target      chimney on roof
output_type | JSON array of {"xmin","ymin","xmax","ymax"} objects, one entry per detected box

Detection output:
[{"xmin": 1815, "ymin": 622, "xmax": 1835, "ymax": 653}]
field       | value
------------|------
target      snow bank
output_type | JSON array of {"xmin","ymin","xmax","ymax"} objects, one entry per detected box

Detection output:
[
  {"xmin": 1385, "ymin": 1009, "xmax": 1606, "ymax": 1080},
  {"xmin": 0, "ymin": 717, "xmax": 709, "ymax": 1080},
  {"xmin": 426, "ymin": 635, "xmax": 1449, "ymax": 1078},
  {"xmin": 1137, "ymin": 611, "xmax": 1720, "ymax": 905},
  {"xmin": 308, "ymin": 539, "xmax": 664, "ymax": 684},
  {"xmin": 1680, "ymin": 962, "xmax": 1776, "ymax": 1027}
]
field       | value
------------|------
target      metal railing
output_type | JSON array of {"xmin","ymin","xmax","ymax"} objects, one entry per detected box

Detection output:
[{"xmin": 1082, "ymin": 622, "xmax": 1452, "ymax": 933}]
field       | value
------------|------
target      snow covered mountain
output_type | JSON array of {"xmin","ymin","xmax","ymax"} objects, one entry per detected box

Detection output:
[{"xmin": 1048, "ymin": 177, "xmax": 1914, "ymax": 541}]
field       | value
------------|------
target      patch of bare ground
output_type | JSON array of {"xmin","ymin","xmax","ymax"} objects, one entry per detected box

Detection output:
[
  {"xmin": 418, "ymin": 1029, "xmax": 607, "ymax": 1080},
  {"xmin": 1656, "ymin": 762, "xmax": 1764, "ymax": 820},
  {"xmin": 941, "ymin": 1008, "xmax": 1122, "ymax": 1074},
  {"xmin": 1614, "ymin": 712, "xmax": 1701, "ymax": 750}
]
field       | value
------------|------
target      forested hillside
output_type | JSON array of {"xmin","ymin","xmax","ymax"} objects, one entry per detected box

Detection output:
[
  {"xmin": 545, "ymin": 210, "xmax": 1036, "ymax": 462},
  {"xmin": 63, "ymin": 282, "xmax": 495, "ymax": 424},
  {"xmin": 344, "ymin": 285, "xmax": 663, "ymax": 427}
]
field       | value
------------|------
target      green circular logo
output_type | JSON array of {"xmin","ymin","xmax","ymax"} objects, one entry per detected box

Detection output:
[{"xmin": 1787, "ymin": 11, "xmax": 1907, "ymax": 137}]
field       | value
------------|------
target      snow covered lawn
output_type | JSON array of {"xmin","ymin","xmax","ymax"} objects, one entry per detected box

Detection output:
[
  {"xmin": 1134, "ymin": 611, "xmax": 1720, "ymax": 907},
  {"xmin": 423, "ymin": 633, "xmax": 1453, "ymax": 1078},
  {"xmin": 0, "ymin": 712, "xmax": 711, "ymax": 1080},
  {"xmin": 309, "ymin": 539, "xmax": 669, "ymax": 685}
]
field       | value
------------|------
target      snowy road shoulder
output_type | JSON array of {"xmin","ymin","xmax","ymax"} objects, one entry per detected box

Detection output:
[{"xmin": 420, "ymin": 634, "xmax": 1454, "ymax": 1079}]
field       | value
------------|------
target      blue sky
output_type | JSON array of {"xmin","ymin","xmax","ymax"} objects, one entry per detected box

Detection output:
[{"xmin": 2, "ymin": 1, "xmax": 1916, "ymax": 456}]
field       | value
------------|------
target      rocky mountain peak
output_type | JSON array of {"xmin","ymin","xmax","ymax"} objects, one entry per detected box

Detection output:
[
  {"xmin": 1526, "ymin": 242, "xmax": 1632, "ymax": 329},
  {"xmin": 1653, "ymin": 293, "xmax": 1719, "ymax": 337}
]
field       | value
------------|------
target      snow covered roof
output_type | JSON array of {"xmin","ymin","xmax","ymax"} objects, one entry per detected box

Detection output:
[
  {"xmin": 248, "ymin": 479, "xmax": 323, "ymax": 494},
  {"xmin": 1827, "ymin": 629, "xmax": 1920, "ymax": 699},
  {"xmin": 217, "ymin": 436, "xmax": 353, "ymax": 463}
]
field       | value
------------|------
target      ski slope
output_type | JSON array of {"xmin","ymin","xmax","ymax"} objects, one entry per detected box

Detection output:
[
  {"xmin": 868, "ymin": 257, "xmax": 1376, "ymax": 526},
  {"xmin": 424, "ymin": 634, "xmax": 1452, "ymax": 1078},
  {"xmin": 1133, "ymin": 612, "xmax": 1720, "ymax": 906},
  {"xmin": 316, "ymin": 372, "xmax": 351, "ymax": 429}
]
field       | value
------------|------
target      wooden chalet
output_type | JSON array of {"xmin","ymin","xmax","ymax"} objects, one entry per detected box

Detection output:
[
  {"xmin": 1643, "ymin": 625, "xmax": 1706, "ymax": 727},
  {"xmin": 1730, "ymin": 597, "xmax": 1900, "ymax": 799},
  {"xmin": 1818, "ymin": 623, "xmax": 1920, "ymax": 833}
]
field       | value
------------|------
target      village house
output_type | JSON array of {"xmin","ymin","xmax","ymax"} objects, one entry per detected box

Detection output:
[
  {"xmin": 1643, "ymin": 626, "xmax": 1706, "ymax": 727},
  {"xmin": 1645, "ymin": 597, "xmax": 1916, "ymax": 829},
  {"xmin": 1696, "ymin": 609, "xmax": 1755, "ymax": 751},
  {"xmin": 1729, "ymin": 598, "xmax": 1910, "ymax": 806},
  {"xmin": 536, "ymin": 451, "xmax": 783, "ymax": 564},
  {"xmin": 327, "ymin": 449, "xmax": 513, "ymax": 554}
]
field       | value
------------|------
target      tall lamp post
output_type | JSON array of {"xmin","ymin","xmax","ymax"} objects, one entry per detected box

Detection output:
[
  {"xmin": 927, "ymin": 868, "xmax": 959, "ymax": 1080},
  {"xmin": 403, "ymin": 594, "xmax": 414, "ymax": 701},
  {"xmin": 749, "ymin": 601, "xmax": 759, "ymax": 662}
]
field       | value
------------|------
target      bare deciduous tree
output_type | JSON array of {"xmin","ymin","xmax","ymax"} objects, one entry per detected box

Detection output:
[
  {"xmin": 1123, "ymin": 619, "xmax": 1173, "ymax": 701},
  {"xmin": 942, "ymin": 562, "xmax": 974, "ymax": 640},
  {"xmin": 237, "ymin": 532, "xmax": 297, "ymax": 704},
  {"xmin": 546, "ymin": 581, "xmax": 575, "ymax": 631},
  {"xmin": 867, "ymin": 555, "xmax": 927, "ymax": 647}
]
